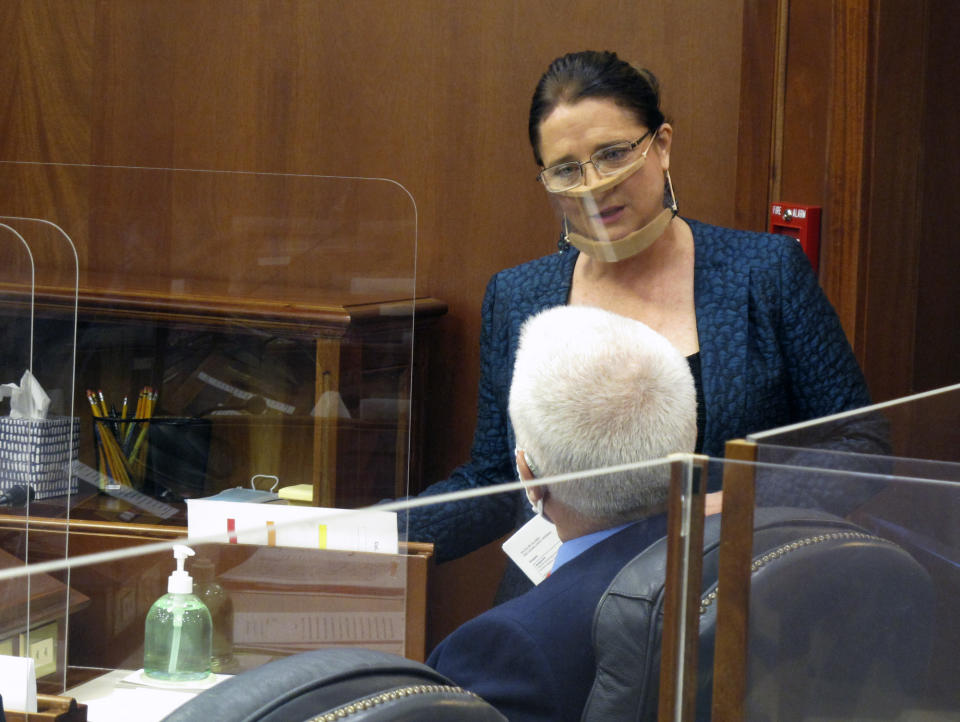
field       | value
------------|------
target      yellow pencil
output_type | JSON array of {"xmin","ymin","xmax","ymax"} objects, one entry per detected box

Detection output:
[{"xmin": 120, "ymin": 395, "xmax": 128, "ymax": 438}]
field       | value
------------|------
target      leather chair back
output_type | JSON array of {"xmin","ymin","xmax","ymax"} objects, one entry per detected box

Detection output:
[
  {"xmin": 163, "ymin": 648, "xmax": 506, "ymax": 721},
  {"xmin": 582, "ymin": 507, "xmax": 934, "ymax": 721}
]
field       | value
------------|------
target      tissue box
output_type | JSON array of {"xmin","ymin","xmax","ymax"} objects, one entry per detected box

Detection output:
[{"xmin": 0, "ymin": 416, "xmax": 80, "ymax": 499}]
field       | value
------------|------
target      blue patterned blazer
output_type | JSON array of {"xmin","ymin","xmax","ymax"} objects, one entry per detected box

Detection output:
[{"xmin": 409, "ymin": 219, "xmax": 872, "ymax": 561}]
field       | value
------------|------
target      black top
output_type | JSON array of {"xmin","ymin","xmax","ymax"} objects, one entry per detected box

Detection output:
[{"xmin": 686, "ymin": 352, "xmax": 706, "ymax": 454}]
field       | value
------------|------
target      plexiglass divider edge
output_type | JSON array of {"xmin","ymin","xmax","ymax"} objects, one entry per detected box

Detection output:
[
  {"xmin": 0, "ymin": 213, "xmax": 80, "ymax": 696},
  {"xmin": 0, "ymin": 161, "xmax": 425, "ymax": 703},
  {"xmin": 748, "ymin": 382, "xmax": 960, "ymax": 466}
]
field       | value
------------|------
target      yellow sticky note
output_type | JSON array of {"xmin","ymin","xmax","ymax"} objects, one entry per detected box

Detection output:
[
  {"xmin": 278, "ymin": 484, "xmax": 313, "ymax": 504},
  {"xmin": 318, "ymin": 524, "xmax": 327, "ymax": 549}
]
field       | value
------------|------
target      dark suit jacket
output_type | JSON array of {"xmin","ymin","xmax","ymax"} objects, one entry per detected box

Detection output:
[
  {"xmin": 427, "ymin": 516, "xmax": 668, "ymax": 722},
  {"xmin": 409, "ymin": 219, "xmax": 874, "ymax": 561}
]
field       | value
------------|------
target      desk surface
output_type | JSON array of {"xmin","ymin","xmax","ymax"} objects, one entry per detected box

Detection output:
[{"xmin": 67, "ymin": 668, "xmax": 230, "ymax": 722}]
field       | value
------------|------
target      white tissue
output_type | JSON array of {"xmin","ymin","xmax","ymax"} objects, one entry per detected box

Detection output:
[{"xmin": 0, "ymin": 370, "xmax": 51, "ymax": 419}]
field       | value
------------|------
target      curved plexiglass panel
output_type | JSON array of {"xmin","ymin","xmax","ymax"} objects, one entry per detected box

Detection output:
[
  {"xmin": 0, "ymin": 213, "xmax": 80, "ymax": 695},
  {"xmin": 0, "ymin": 161, "xmax": 426, "ymax": 514},
  {"xmin": 0, "ymin": 161, "xmax": 426, "ymax": 702}
]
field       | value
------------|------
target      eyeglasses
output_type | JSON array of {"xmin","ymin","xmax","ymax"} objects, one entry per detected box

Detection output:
[{"xmin": 537, "ymin": 130, "xmax": 655, "ymax": 193}]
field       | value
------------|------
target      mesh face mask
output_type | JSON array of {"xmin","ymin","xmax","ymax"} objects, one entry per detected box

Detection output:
[{"xmin": 550, "ymin": 132, "xmax": 679, "ymax": 262}]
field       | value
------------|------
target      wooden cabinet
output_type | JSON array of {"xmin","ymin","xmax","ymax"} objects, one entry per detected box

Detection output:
[{"xmin": 0, "ymin": 281, "xmax": 446, "ymax": 507}]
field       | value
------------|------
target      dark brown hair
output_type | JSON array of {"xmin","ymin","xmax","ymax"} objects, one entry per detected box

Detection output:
[{"xmin": 528, "ymin": 50, "xmax": 666, "ymax": 166}]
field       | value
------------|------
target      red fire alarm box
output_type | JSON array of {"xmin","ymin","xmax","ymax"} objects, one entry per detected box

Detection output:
[{"xmin": 769, "ymin": 202, "xmax": 821, "ymax": 270}]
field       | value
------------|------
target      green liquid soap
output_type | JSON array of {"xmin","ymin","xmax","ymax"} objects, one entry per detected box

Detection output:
[{"xmin": 143, "ymin": 544, "xmax": 212, "ymax": 681}]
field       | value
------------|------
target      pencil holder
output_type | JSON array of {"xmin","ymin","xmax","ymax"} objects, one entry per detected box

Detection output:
[
  {"xmin": 143, "ymin": 417, "xmax": 212, "ymax": 499},
  {"xmin": 92, "ymin": 415, "xmax": 151, "ymax": 489},
  {"xmin": 93, "ymin": 416, "xmax": 211, "ymax": 496}
]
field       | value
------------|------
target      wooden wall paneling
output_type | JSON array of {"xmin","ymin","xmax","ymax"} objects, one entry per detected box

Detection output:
[
  {"xmin": 0, "ymin": 1, "xmax": 95, "ymax": 164},
  {"xmin": 733, "ymin": 0, "xmax": 780, "ymax": 232},
  {"xmin": 779, "ymin": 1, "xmax": 833, "ymax": 207},
  {"xmin": 915, "ymin": 0, "xmax": 960, "ymax": 392},
  {"xmin": 857, "ymin": 1, "xmax": 927, "ymax": 401},
  {"xmin": 803, "ymin": 0, "xmax": 871, "ymax": 348}
]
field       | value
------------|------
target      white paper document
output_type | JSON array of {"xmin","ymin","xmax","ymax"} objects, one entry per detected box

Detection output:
[
  {"xmin": 502, "ymin": 514, "xmax": 562, "ymax": 585},
  {"xmin": 186, "ymin": 499, "xmax": 398, "ymax": 553},
  {"xmin": 0, "ymin": 654, "xmax": 37, "ymax": 713}
]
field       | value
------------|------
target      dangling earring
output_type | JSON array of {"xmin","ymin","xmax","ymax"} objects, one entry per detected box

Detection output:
[
  {"xmin": 557, "ymin": 216, "xmax": 571, "ymax": 254},
  {"xmin": 664, "ymin": 170, "xmax": 679, "ymax": 215}
]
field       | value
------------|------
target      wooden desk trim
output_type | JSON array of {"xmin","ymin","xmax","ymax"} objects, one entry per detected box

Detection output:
[
  {"xmin": 5, "ymin": 693, "xmax": 87, "ymax": 722},
  {"xmin": 0, "ymin": 515, "xmax": 186, "ymax": 541},
  {"xmin": 711, "ymin": 439, "xmax": 758, "ymax": 721}
]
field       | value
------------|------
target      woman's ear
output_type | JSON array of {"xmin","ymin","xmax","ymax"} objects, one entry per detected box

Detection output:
[{"xmin": 655, "ymin": 123, "xmax": 673, "ymax": 171}]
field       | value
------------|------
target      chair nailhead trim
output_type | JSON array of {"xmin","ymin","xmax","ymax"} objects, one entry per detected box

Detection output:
[
  {"xmin": 308, "ymin": 684, "xmax": 482, "ymax": 721},
  {"xmin": 698, "ymin": 531, "xmax": 893, "ymax": 615}
]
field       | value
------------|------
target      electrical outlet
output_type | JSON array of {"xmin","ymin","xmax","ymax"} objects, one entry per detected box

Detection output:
[
  {"xmin": 31, "ymin": 637, "xmax": 54, "ymax": 669},
  {"xmin": 20, "ymin": 622, "xmax": 58, "ymax": 677}
]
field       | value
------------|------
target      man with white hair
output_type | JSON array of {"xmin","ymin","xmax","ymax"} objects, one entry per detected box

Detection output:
[{"xmin": 427, "ymin": 304, "xmax": 698, "ymax": 722}]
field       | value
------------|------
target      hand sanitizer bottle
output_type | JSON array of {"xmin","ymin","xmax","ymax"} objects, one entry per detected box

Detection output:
[{"xmin": 143, "ymin": 544, "xmax": 212, "ymax": 681}]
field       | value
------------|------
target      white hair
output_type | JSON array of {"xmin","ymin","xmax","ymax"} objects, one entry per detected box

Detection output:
[{"xmin": 509, "ymin": 305, "xmax": 697, "ymax": 522}]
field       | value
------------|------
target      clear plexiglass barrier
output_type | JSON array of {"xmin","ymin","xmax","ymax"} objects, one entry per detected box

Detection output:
[
  {"xmin": 0, "ymin": 208, "xmax": 81, "ymax": 706},
  {"xmin": 1, "ymin": 444, "xmax": 957, "ymax": 720},
  {"xmin": 708, "ymin": 453, "xmax": 960, "ymax": 721},
  {"xmin": 0, "ymin": 453, "xmax": 702, "ymax": 720},
  {"xmin": 0, "ymin": 162, "xmax": 429, "ymax": 707},
  {"xmin": 749, "ymin": 382, "xmax": 960, "ymax": 473}
]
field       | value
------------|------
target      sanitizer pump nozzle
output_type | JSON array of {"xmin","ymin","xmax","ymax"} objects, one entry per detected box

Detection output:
[{"xmin": 169, "ymin": 544, "xmax": 195, "ymax": 594}]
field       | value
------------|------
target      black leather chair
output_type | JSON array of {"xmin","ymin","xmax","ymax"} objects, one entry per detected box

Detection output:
[
  {"xmin": 162, "ymin": 648, "xmax": 505, "ymax": 721},
  {"xmin": 583, "ymin": 507, "xmax": 934, "ymax": 721}
]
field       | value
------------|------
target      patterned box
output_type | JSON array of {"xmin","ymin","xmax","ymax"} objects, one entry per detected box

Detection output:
[{"xmin": 0, "ymin": 416, "xmax": 80, "ymax": 499}]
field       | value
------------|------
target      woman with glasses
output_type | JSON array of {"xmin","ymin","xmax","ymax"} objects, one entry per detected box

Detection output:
[{"xmin": 409, "ymin": 50, "xmax": 874, "ymax": 578}]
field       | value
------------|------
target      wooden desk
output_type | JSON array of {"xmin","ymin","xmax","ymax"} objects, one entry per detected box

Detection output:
[
  {"xmin": 0, "ymin": 513, "xmax": 435, "ymax": 672},
  {"xmin": 0, "ymin": 279, "xmax": 446, "ymax": 506}
]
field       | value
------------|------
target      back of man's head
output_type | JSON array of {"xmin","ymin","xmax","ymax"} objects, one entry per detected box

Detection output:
[{"xmin": 509, "ymin": 305, "xmax": 697, "ymax": 523}]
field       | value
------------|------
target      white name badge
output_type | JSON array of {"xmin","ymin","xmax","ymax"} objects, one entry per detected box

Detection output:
[{"xmin": 502, "ymin": 515, "xmax": 562, "ymax": 585}]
